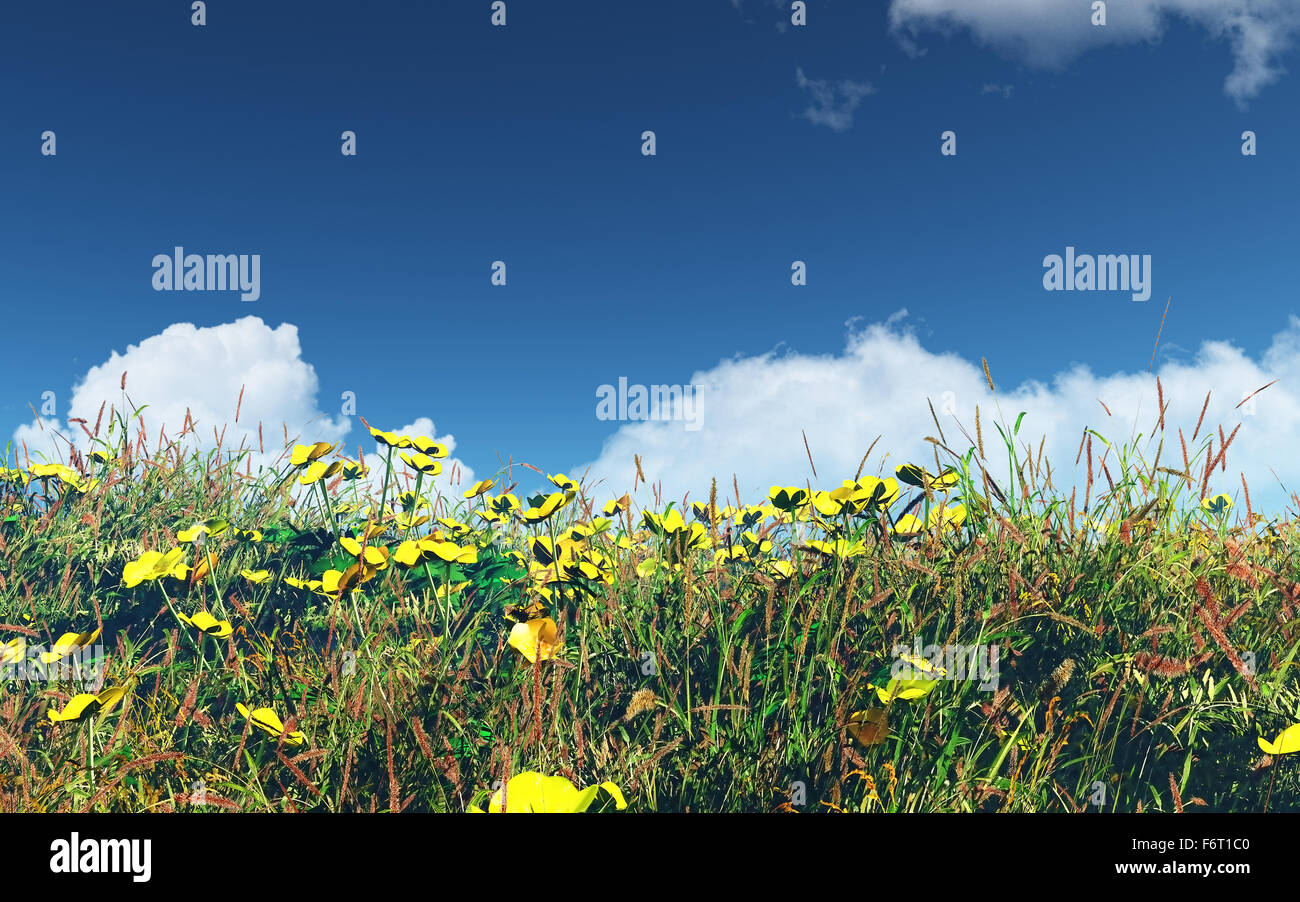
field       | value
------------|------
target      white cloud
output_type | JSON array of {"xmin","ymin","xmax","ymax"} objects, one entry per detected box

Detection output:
[
  {"xmin": 14, "ymin": 317, "xmax": 347, "ymax": 466},
  {"xmin": 795, "ymin": 67, "xmax": 878, "ymax": 132},
  {"xmin": 578, "ymin": 314, "xmax": 1300, "ymax": 516},
  {"xmin": 981, "ymin": 82, "xmax": 1015, "ymax": 98},
  {"xmin": 889, "ymin": 0, "xmax": 1300, "ymax": 106},
  {"xmin": 12, "ymin": 316, "xmax": 472, "ymax": 503}
]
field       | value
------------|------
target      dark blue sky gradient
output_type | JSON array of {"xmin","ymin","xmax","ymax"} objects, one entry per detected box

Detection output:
[{"xmin": 1, "ymin": 1, "xmax": 1295, "ymax": 474}]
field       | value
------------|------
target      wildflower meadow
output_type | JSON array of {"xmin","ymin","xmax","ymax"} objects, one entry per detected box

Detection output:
[{"xmin": 2, "ymin": 371, "xmax": 1296, "ymax": 815}]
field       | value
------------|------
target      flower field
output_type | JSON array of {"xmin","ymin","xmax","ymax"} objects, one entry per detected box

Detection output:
[{"xmin": 2, "ymin": 390, "xmax": 1299, "ymax": 813}]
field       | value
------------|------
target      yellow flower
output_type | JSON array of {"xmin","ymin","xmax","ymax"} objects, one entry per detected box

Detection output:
[
  {"xmin": 177, "ymin": 611, "xmax": 233, "ymax": 639},
  {"xmin": 529, "ymin": 535, "xmax": 574, "ymax": 566},
  {"xmin": 397, "ymin": 492, "xmax": 428, "ymax": 510},
  {"xmin": 177, "ymin": 518, "xmax": 230, "ymax": 545},
  {"xmin": 768, "ymin": 486, "xmax": 809, "ymax": 512},
  {"xmin": 470, "ymin": 772, "xmax": 627, "ymax": 813},
  {"xmin": 853, "ymin": 476, "xmax": 900, "ymax": 508},
  {"xmin": 392, "ymin": 540, "xmax": 424, "ymax": 568},
  {"xmin": 340, "ymin": 461, "xmax": 369, "ymax": 480},
  {"xmin": 410, "ymin": 436, "xmax": 449, "ymax": 458},
  {"xmin": 893, "ymin": 513, "xmax": 924, "ymax": 535},
  {"xmin": 871, "ymin": 655, "xmax": 943, "ymax": 703},
  {"xmin": 1, "ymin": 638, "xmax": 28, "ymax": 665},
  {"xmin": 394, "ymin": 511, "xmax": 430, "ymax": 530},
  {"xmin": 289, "ymin": 441, "xmax": 334, "ymax": 468},
  {"xmin": 517, "ymin": 491, "xmax": 572, "ymax": 524},
  {"xmin": 29, "ymin": 462, "xmax": 96, "ymax": 493},
  {"xmin": 29, "ymin": 463, "xmax": 82, "ymax": 484},
  {"xmin": 691, "ymin": 501, "xmax": 735, "ymax": 524},
  {"xmin": 810, "ymin": 489, "xmax": 852, "ymax": 517},
  {"xmin": 548, "ymin": 473, "xmax": 579, "ymax": 492},
  {"xmin": 565, "ymin": 519, "xmax": 611, "ymax": 541},
  {"xmin": 0, "ymin": 466, "xmax": 30, "ymax": 486},
  {"xmin": 298, "ymin": 460, "xmax": 343, "ymax": 485},
  {"xmin": 339, "ymin": 536, "xmax": 389, "ymax": 568},
  {"xmin": 417, "ymin": 539, "xmax": 472, "ymax": 564},
  {"xmin": 739, "ymin": 531, "xmax": 772, "ymax": 557},
  {"xmin": 190, "ymin": 552, "xmax": 218, "ymax": 583},
  {"xmin": 241, "ymin": 569, "xmax": 271, "ymax": 584},
  {"xmin": 533, "ymin": 582, "xmax": 582, "ymax": 604},
  {"xmin": 321, "ymin": 564, "xmax": 380, "ymax": 595},
  {"xmin": 896, "ymin": 652, "xmax": 946, "ymax": 678},
  {"xmin": 564, "ymin": 559, "xmax": 611, "ymax": 583},
  {"xmin": 436, "ymin": 517, "xmax": 473, "ymax": 540},
  {"xmin": 236, "ymin": 702, "xmax": 306, "ymax": 747},
  {"xmin": 930, "ymin": 503, "xmax": 967, "ymax": 530},
  {"xmin": 487, "ymin": 494, "xmax": 521, "ymax": 516},
  {"xmin": 636, "ymin": 558, "xmax": 664, "ymax": 578},
  {"xmin": 763, "ymin": 559, "xmax": 796, "ymax": 580},
  {"xmin": 643, "ymin": 508, "xmax": 689, "ymax": 535},
  {"xmin": 1259, "ymin": 724, "xmax": 1300, "ymax": 755},
  {"xmin": 875, "ymin": 678, "xmax": 938, "ymax": 703},
  {"xmin": 508, "ymin": 618, "xmax": 561, "ymax": 663},
  {"xmin": 1202, "ymin": 493, "xmax": 1233, "ymax": 516},
  {"xmin": 896, "ymin": 464, "xmax": 960, "ymax": 489},
  {"xmin": 399, "ymin": 452, "xmax": 442, "ymax": 476},
  {"xmin": 41, "ymin": 628, "xmax": 102, "ymax": 664},
  {"xmin": 48, "ymin": 686, "xmax": 129, "ymax": 724},
  {"xmin": 894, "ymin": 503, "xmax": 967, "ymax": 537},
  {"xmin": 464, "ymin": 479, "xmax": 496, "ymax": 498},
  {"xmin": 803, "ymin": 537, "xmax": 866, "ymax": 559},
  {"xmin": 123, "ymin": 548, "xmax": 189, "ymax": 587},
  {"xmin": 895, "ymin": 464, "xmax": 927, "ymax": 486},
  {"xmin": 369, "ymin": 427, "xmax": 412, "ymax": 448},
  {"xmin": 715, "ymin": 545, "xmax": 749, "ymax": 563}
]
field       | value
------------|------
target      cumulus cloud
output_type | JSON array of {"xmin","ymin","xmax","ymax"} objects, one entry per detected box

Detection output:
[
  {"xmin": 14, "ymin": 317, "xmax": 347, "ymax": 465},
  {"xmin": 795, "ymin": 67, "xmax": 878, "ymax": 131},
  {"xmin": 889, "ymin": 0, "xmax": 1300, "ymax": 106},
  {"xmin": 578, "ymin": 314, "xmax": 1300, "ymax": 516},
  {"xmin": 12, "ymin": 316, "xmax": 472, "ymax": 500}
]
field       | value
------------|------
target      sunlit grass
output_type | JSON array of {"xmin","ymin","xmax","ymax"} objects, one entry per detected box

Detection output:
[{"xmin": 2, "ymin": 382, "xmax": 1299, "ymax": 813}]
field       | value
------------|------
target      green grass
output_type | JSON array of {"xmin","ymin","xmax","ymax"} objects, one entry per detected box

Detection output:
[{"xmin": 2, "ymin": 392, "xmax": 1299, "ymax": 813}]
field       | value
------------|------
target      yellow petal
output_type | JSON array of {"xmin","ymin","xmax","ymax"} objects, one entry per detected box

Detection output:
[
  {"xmin": 1260, "ymin": 723, "xmax": 1300, "ymax": 755},
  {"xmin": 95, "ymin": 686, "xmax": 129, "ymax": 715},
  {"xmin": 181, "ymin": 611, "xmax": 233, "ymax": 638},
  {"xmin": 596, "ymin": 781, "xmax": 628, "ymax": 810},
  {"xmin": 48, "ymin": 694, "xmax": 100, "ymax": 723},
  {"xmin": 507, "ymin": 618, "xmax": 560, "ymax": 664}
]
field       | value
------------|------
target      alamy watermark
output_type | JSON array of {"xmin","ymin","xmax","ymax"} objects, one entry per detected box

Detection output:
[
  {"xmin": 892, "ymin": 639, "xmax": 1000, "ymax": 691},
  {"xmin": 152, "ymin": 246, "xmax": 261, "ymax": 301},
  {"xmin": 2, "ymin": 645, "xmax": 106, "ymax": 683},
  {"xmin": 50, "ymin": 833, "xmax": 151, "ymax": 883},
  {"xmin": 1042, "ymin": 246, "xmax": 1151, "ymax": 302},
  {"xmin": 596, "ymin": 377, "xmax": 704, "ymax": 431}
]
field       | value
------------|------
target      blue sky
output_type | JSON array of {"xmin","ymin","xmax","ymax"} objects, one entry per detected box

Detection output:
[{"xmin": 4, "ymin": 0, "xmax": 1299, "ymax": 508}]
